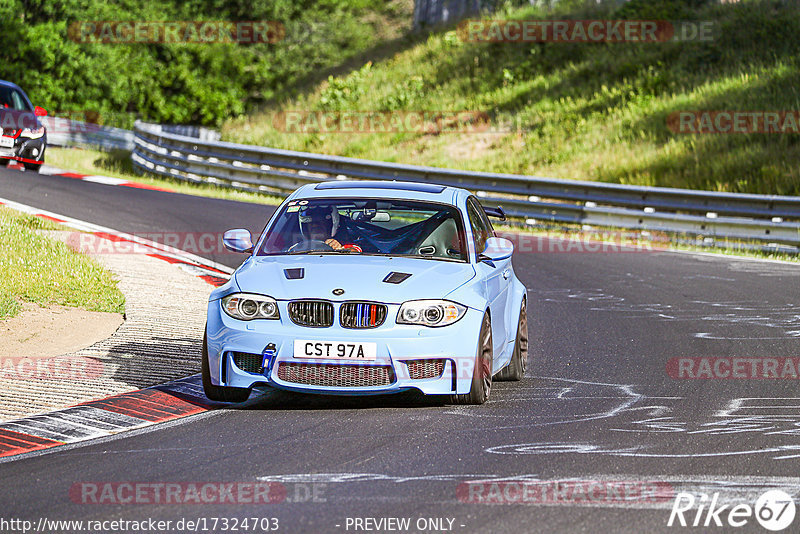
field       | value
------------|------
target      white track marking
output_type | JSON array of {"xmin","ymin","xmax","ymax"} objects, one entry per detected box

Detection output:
[{"xmin": 0, "ymin": 196, "xmax": 233, "ymax": 276}]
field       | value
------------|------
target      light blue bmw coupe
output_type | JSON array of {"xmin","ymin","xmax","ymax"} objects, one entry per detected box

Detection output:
[{"xmin": 203, "ymin": 181, "xmax": 528, "ymax": 404}]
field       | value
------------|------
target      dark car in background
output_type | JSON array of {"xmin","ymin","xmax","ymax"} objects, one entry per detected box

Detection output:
[{"xmin": 0, "ymin": 80, "xmax": 47, "ymax": 172}]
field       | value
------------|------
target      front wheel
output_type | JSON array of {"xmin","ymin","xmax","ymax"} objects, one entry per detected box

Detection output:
[
  {"xmin": 201, "ymin": 333, "xmax": 252, "ymax": 403},
  {"xmin": 23, "ymin": 162, "xmax": 42, "ymax": 173},
  {"xmin": 496, "ymin": 298, "xmax": 528, "ymax": 381},
  {"xmin": 451, "ymin": 312, "xmax": 493, "ymax": 405}
]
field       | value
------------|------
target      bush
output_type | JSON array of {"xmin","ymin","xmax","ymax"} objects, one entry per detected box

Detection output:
[{"xmin": 0, "ymin": 0, "xmax": 408, "ymax": 127}]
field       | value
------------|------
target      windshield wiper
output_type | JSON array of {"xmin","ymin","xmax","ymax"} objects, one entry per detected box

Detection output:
[
  {"xmin": 287, "ymin": 250, "xmax": 340, "ymax": 255},
  {"xmin": 401, "ymin": 254, "xmax": 461, "ymax": 262}
]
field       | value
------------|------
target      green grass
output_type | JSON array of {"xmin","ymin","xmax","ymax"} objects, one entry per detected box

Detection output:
[
  {"xmin": 221, "ymin": 0, "xmax": 800, "ymax": 196},
  {"xmin": 0, "ymin": 207, "xmax": 125, "ymax": 320},
  {"xmin": 46, "ymin": 147, "xmax": 283, "ymax": 206}
]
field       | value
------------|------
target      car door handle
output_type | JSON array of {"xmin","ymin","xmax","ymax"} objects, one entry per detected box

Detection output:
[{"xmin": 502, "ymin": 268, "xmax": 510, "ymax": 280}]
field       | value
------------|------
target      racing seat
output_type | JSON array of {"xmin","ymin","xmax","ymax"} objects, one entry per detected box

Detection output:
[{"xmin": 417, "ymin": 218, "xmax": 463, "ymax": 259}]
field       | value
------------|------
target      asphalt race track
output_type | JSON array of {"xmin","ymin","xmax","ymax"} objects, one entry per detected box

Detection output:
[{"xmin": 2, "ymin": 167, "xmax": 800, "ymax": 533}]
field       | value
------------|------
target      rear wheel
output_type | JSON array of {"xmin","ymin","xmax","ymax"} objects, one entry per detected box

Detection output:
[
  {"xmin": 451, "ymin": 312, "xmax": 493, "ymax": 405},
  {"xmin": 496, "ymin": 298, "xmax": 528, "ymax": 381},
  {"xmin": 0, "ymin": 159, "xmax": 9, "ymax": 167},
  {"xmin": 201, "ymin": 332, "xmax": 251, "ymax": 403}
]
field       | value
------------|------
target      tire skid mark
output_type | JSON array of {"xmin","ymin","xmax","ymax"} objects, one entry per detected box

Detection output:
[{"xmin": 478, "ymin": 380, "xmax": 800, "ymax": 460}]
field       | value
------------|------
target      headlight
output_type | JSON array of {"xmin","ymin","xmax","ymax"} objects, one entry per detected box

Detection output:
[
  {"xmin": 20, "ymin": 127, "xmax": 45, "ymax": 139},
  {"xmin": 397, "ymin": 300, "xmax": 466, "ymax": 327},
  {"xmin": 221, "ymin": 293, "xmax": 280, "ymax": 321}
]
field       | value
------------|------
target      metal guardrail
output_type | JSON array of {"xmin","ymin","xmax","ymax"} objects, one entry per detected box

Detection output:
[
  {"xmin": 43, "ymin": 116, "xmax": 134, "ymax": 151},
  {"xmin": 43, "ymin": 117, "xmax": 220, "ymax": 152},
  {"xmin": 413, "ymin": 0, "xmax": 485, "ymax": 29},
  {"xmin": 133, "ymin": 122, "xmax": 221, "ymax": 143},
  {"xmin": 131, "ymin": 120, "xmax": 800, "ymax": 247}
]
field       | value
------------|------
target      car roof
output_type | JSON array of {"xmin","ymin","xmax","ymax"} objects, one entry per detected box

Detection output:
[
  {"xmin": 315, "ymin": 181, "xmax": 447, "ymax": 194},
  {"xmin": 0, "ymin": 80, "xmax": 23, "ymax": 91},
  {"xmin": 290, "ymin": 180, "xmax": 469, "ymax": 205}
]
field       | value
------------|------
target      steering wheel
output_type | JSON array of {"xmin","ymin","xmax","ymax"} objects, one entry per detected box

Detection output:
[{"xmin": 288, "ymin": 240, "xmax": 334, "ymax": 253}]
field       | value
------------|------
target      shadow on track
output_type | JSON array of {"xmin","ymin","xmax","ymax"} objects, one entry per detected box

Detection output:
[{"xmin": 237, "ymin": 386, "xmax": 453, "ymax": 411}]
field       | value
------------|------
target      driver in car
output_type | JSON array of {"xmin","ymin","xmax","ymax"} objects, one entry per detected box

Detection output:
[{"xmin": 298, "ymin": 205, "xmax": 362, "ymax": 252}]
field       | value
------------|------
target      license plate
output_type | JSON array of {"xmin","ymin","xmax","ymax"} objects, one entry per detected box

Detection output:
[
  {"xmin": 0, "ymin": 149, "xmax": 14, "ymax": 159},
  {"xmin": 0, "ymin": 137, "xmax": 14, "ymax": 149},
  {"xmin": 294, "ymin": 340, "xmax": 377, "ymax": 361}
]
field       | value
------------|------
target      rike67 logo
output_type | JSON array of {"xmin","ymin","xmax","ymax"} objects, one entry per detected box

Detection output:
[{"xmin": 668, "ymin": 490, "xmax": 796, "ymax": 531}]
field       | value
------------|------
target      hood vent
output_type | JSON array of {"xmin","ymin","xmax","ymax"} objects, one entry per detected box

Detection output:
[
  {"xmin": 284, "ymin": 268, "xmax": 305, "ymax": 280},
  {"xmin": 383, "ymin": 272, "xmax": 411, "ymax": 284}
]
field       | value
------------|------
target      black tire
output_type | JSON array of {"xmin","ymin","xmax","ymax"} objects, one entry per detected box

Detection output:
[
  {"xmin": 0, "ymin": 158, "xmax": 9, "ymax": 167},
  {"xmin": 201, "ymin": 332, "xmax": 251, "ymax": 403},
  {"xmin": 451, "ymin": 312, "xmax": 493, "ymax": 405},
  {"xmin": 496, "ymin": 298, "xmax": 528, "ymax": 381},
  {"xmin": 23, "ymin": 162, "xmax": 42, "ymax": 172}
]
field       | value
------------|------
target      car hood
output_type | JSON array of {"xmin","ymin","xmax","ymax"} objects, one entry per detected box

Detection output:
[{"xmin": 234, "ymin": 255, "xmax": 475, "ymax": 304}]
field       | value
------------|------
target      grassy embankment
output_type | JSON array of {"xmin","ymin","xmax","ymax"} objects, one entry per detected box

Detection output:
[
  {"xmin": 56, "ymin": 0, "xmax": 800, "ymax": 197},
  {"xmin": 0, "ymin": 208, "xmax": 125, "ymax": 319},
  {"xmin": 224, "ymin": 0, "xmax": 800, "ymax": 196},
  {"xmin": 43, "ymin": 0, "xmax": 800, "ymax": 261}
]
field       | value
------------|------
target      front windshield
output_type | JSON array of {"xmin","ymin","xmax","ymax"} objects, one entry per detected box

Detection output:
[
  {"xmin": 0, "ymin": 86, "xmax": 31, "ymax": 111},
  {"xmin": 258, "ymin": 198, "xmax": 467, "ymax": 262}
]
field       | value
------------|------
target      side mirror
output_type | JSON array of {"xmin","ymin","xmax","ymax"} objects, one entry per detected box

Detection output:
[
  {"xmin": 34, "ymin": 106, "xmax": 47, "ymax": 117},
  {"xmin": 478, "ymin": 237, "xmax": 514, "ymax": 264},
  {"xmin": 482, "ymin": 205, "xmax": 506, "ymax": 220},
  {"xmin": 223, "ymin": 229, "xmax": 254, "ymax": 253}
]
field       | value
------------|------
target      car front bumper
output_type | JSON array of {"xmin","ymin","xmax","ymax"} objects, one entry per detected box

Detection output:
[
  {"xmin": 205, "ymin": 300, "xmax": 484, "ymax": 396},
  {"xmin": 0, "ymin": 134, "xmax": 46, "ymax": 165}
]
